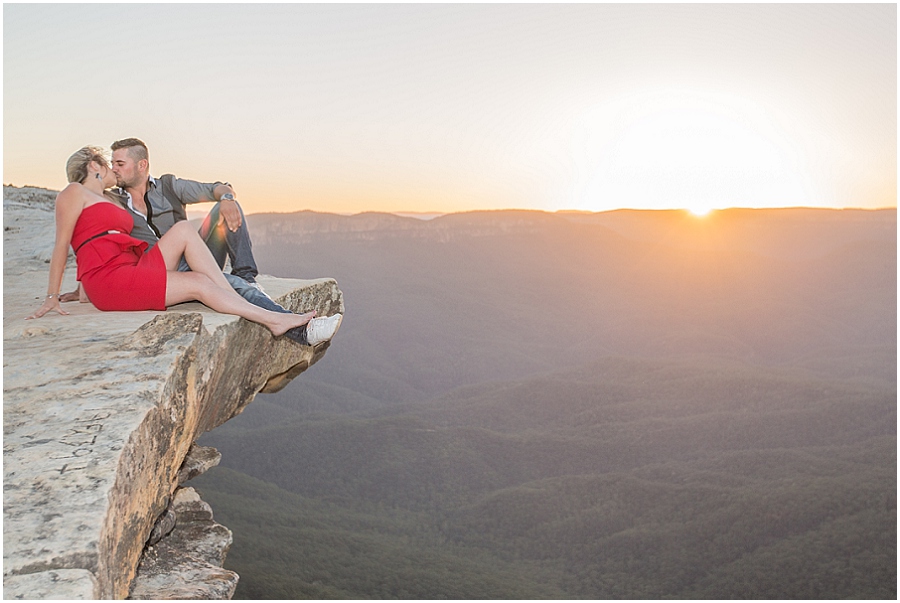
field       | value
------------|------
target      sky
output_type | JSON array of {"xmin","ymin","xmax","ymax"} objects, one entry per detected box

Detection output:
[{"xmin": 3, "ymin": 3, "xmax": 897, "ymax": 216}]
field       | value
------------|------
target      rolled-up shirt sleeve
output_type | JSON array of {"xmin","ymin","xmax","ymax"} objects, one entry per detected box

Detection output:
[{"xmin": 170, "ymin": 177, "xmax": 230, "ymax": 205}]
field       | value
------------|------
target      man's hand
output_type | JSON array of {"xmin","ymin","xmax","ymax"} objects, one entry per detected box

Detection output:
[
  {"xmin": 60, "ymin": 287, "xmax": 80, "ymax": 302},
  {"xmin": 59, "ymin": 283, "xmax": 91, "ymax": 303},
  {"xmin": 219, "ymin": 199, "xmax": 243, "ymax": 232}
]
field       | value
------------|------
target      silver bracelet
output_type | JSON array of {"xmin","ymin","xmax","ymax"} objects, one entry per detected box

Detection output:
[{"xmin": 46, "ymin": 293, "xmax": 59, "ymax": 299}]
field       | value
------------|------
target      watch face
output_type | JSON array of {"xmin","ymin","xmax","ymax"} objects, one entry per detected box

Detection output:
[{"xmin": 222, "ymin": 194, "xmax": 235, "ymax": 201}]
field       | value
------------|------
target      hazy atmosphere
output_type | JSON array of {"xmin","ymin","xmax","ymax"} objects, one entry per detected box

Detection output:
[
  {"xmin": 3, "ymin": 2, "xmax": 895, "ymax": 600},
  {"xmin": 3, "ymin": 3, "xmax": 896, "ymax": 214},
  {"xmin": 192, "ymin": 207, "xmax": 896, "ymax": 598}
]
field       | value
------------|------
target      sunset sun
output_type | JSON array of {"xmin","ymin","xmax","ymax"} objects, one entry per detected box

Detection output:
[{"xmin": 687, "ymin": 204, "xmax": 714, "ymax": 217}]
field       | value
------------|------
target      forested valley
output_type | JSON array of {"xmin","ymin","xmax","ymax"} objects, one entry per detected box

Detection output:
[{"xmin": 194, "ymin": 208, "xmax": 896, "ymax": 599}]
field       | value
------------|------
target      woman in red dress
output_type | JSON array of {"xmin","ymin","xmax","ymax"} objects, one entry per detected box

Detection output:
[{"xmin": 26, "ymin": 146, "xmax": 321, "ymax": 338}]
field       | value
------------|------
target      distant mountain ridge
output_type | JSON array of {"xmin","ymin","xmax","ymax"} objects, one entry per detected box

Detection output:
[
  {"xmin": 247, "ymin": 208, "xmax": 609, "ymax": 244},
  {"xmin": 248, "ymin": 207, "xmax": 895, "ymax": 260}
]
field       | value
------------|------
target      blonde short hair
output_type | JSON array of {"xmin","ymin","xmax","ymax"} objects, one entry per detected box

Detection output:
[{"xmin": 66, "ymin": 146, "xmax": 110, "ymax": 184}]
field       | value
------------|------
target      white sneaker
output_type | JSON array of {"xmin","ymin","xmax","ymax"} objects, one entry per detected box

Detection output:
[{"xmin": 305, "ymin": 314, "xmax": 343, "ymax": 346}]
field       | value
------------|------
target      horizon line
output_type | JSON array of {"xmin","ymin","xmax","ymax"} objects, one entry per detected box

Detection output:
[
  {"xmin": 237, "ymin": 205, "xmax": 899, "ymax": 219},
  {"xmin": 4, "ymin": 182, "xmax": 895, "ymax": 218}
]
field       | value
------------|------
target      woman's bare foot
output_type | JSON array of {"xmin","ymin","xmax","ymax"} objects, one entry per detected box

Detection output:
[{"xmin": 267, "ymin": 311, "xmax": 316, "ymax": 337}]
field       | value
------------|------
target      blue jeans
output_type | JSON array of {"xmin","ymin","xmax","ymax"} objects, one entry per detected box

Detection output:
[
  {"xmin": 176, "ymin": 208, "xmax": 307, "ymax": 344},
  {"xmin": 224, "ymin": 273, "xmax": 309, "ymax": 344},
  {"xmin": 176, "ymin": 202, "xmax": 259, "ymax": 283}
]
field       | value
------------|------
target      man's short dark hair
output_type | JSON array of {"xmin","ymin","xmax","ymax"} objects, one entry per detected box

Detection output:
[{"xmin": 111, "ymin": 138, "xmax": 149, "ymax": 163}]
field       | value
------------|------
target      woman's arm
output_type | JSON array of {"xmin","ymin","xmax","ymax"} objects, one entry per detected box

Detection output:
[{"xmin": 26, "ymin": 185, "xmax": 85, "ymax": 319}]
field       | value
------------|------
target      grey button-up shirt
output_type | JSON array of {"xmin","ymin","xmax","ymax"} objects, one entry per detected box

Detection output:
[{"xmin": 114, "ymin": 175, "xmax": 227, "ymax": 248}]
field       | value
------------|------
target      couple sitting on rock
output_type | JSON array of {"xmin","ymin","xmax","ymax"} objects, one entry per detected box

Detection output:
[{"xmin": 27, "ymin": 138, "xmax": 341, "ymax": 346}]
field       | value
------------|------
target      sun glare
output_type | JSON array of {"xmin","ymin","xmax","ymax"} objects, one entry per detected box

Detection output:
[
  {"xmin": 570, "ymin": 89, "xmax": 811, "ymax": 212},
  {"xmin": 688, "ymin": 205, "xmax": 713, "ymax": 218}
]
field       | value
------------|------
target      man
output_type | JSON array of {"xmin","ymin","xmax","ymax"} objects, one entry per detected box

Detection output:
[
  {"xmin": 109, "ymin": 137, "xmax": 258, "ymax": 285},
  {"xmin": 63, "ymin": 138, "xmax": 334, "ymax": 345}
]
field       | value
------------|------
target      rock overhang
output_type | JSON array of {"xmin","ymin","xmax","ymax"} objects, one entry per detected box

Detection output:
[{"xmin": 3, "ymin": 186, "xmax": 344, "ymax": 599}]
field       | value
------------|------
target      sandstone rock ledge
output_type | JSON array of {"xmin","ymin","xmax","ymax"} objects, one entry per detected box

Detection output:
[{"xmin": 3, "ymin": 186, "xmax": 344, "ymax": 599}]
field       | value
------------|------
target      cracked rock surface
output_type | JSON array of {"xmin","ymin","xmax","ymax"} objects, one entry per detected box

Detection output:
[
  {"xmin": 3, "ymin": 186, "xmax": 344, "ymax": 599},
  {"xmin": 128, "ymin": 487, "xmax": 238, "ymax": 600}
]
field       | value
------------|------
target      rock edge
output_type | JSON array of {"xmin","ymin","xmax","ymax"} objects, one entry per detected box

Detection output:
[{"xmin": 3, "ymin": 185, "xmax": 344, "ymax": 599}]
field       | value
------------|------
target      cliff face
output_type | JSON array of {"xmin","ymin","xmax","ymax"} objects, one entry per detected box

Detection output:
[{"xmin": 2, "ymin": 186, "xmax": 344, "ymax": 599}]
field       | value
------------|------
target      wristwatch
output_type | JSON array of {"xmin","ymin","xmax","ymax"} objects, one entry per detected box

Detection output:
[{"xmin": 221, "ymin": 193, "xmax": 235, "ymax": 202}]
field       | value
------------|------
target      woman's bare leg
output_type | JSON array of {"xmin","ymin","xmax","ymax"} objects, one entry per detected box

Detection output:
[
  {"xmin": 166, "ymin": 271, "xmax": 315, "ymax": 336},
  {"xmin": 157, "ymin": 222, "xmax": 318, "ymax": 336},
  {"xmin": 156, "ymin": 221, "xmax": 234, "ymax": 292}
]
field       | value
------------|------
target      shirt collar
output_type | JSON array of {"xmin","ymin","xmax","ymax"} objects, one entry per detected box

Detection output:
[
  {"xmin": 115, "ymin": 176, "xmax": 155, "ymax": 218},
  {"xmin": 124, "ymin": 191, "xmax": 140, "ymax": 215}
]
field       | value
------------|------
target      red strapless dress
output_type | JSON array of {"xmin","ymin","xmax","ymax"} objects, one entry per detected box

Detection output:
[{"xmin": 71, "ymin": 202, "xmax": 167, "ymax": 311}]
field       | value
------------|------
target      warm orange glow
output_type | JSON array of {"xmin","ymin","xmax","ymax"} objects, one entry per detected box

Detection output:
[{"xmin": 570, "ymin": 89, "xmax": 815, "ymax": 213}]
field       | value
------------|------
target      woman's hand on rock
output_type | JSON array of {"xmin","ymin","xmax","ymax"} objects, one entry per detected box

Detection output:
[{"xmin": 26, "ymin": 296, "xmax": 70, "ymax": 319}]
